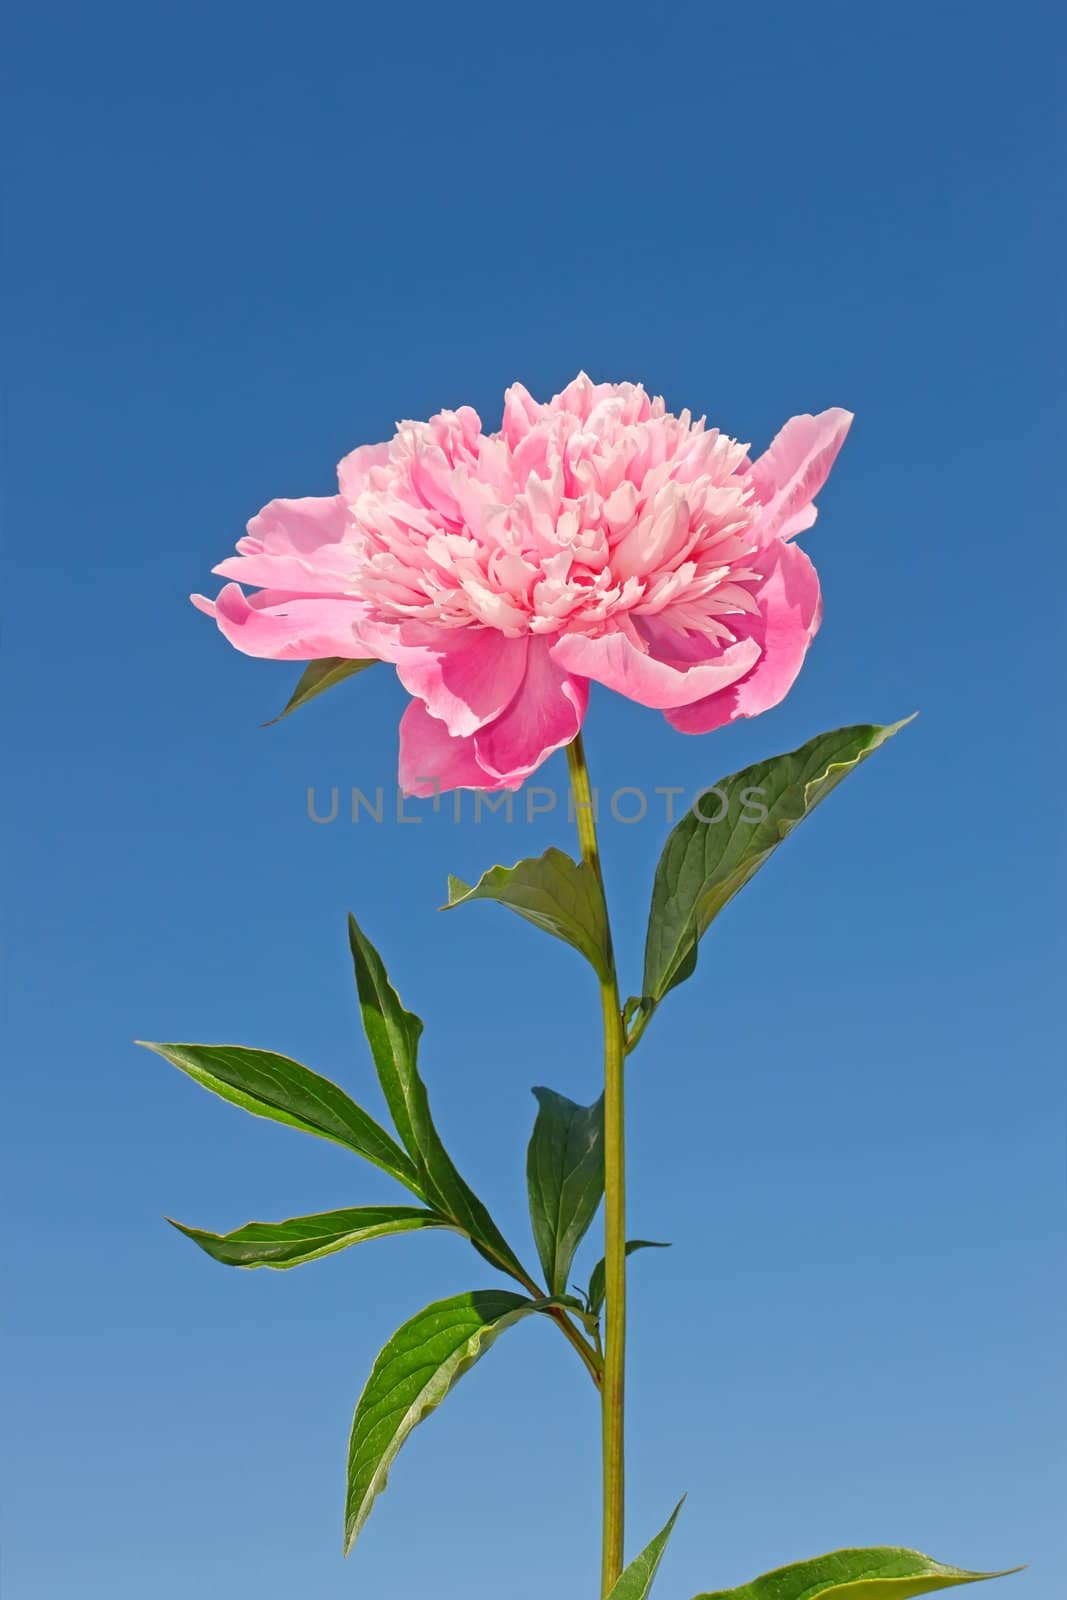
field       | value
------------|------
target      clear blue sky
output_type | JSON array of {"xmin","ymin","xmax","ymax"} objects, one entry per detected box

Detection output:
[{"xmin": 4, "ymin": 2, "xmax": 1063, "ymax": 1596}]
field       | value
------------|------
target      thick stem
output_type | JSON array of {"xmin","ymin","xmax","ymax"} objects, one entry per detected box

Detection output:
[{"xmin": 566, "ymin": 731, "xmax": 627, "ymax": 1595}]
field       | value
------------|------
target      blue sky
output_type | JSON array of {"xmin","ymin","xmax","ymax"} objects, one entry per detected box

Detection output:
[{"xmin": 3, "ymin": 2, "xmax": 1063, "ymax": 1596}]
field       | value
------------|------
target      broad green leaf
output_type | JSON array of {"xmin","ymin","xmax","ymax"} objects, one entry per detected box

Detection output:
[
  {"xmin": 345, "ymin": 1289, "xmax": 543, "ymax": 1552},
  {"xmin": 170, "ymin": 1204, "xmax": 453, "ymax": 1268},
  {"xmin": 347, "ymin": 915, "xmax": 527, "ymax": 1282},
  {"xmin": 526, "ymin": 1088, "xmax": 604, "ymax": 1295},
  {"xmin": 587, "ymin": 1240, "xmax": 670, "ymax": 1317},
  {"xmin": 139, "ymin": 1042, "xmax": 421, "ymax": 1194},
  {"xmin": 443, "ymin": 847, "xmax": 611, "ymax": 980},
  {"xmin": 642, "ymin": 719, "xmax": 912, "ymax": 1007},
  {"xmin": 264, "ymin": 657, "xmax": 377, "ymax": 725},
  {"xmin": 692, "ymin": 1547, "xmax": 1021, "ymax": 1600},
  {"xmin": 607, "ymin": 1498, "xmax": 686, "ymax": 1600}
]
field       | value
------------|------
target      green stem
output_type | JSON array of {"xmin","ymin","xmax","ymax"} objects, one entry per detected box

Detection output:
[{"xmin": 566, "ymin": 730, "xmax": 627, "ymax": 1596}]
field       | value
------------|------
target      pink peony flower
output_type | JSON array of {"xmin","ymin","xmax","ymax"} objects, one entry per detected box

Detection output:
[{"xmin": 194, "ymin": 375, "xmax": 851, "ymax": 794}]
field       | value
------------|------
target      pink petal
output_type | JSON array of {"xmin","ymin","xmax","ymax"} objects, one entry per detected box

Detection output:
[
  {"xmin": 213, "ymin": 496, "xmax": 355, "ymax": 592},
  {"xmin": 550, "ymin": 627, "xmax": 760, "ymax": 710},
  {"xmin": 247, "ymin": 495, "xmax": 350, "ymax": 553},
  {"xmin": 193, "ymin": 583, "xmax": 373, "ymax": 661},
  {"xmin": 361, "ymin": 622, "xmax": 529, "ymax": 739},
  {"xmin": 473, "ymin": 638, "xmax": 588, "ymax": 784},
  {"xmin": 337, "ymin": 442, "xmax": 391, "ymax": 503},
  {"xmin": 213, "ymin": 549, "xmax": 355, "ymax": 592},
  {"xmin": 748, "ymin": 408, "xmax": 852, "ymax": 544},
  {"xmin": 398, "ymin": 699, "xmax": 507, "ymax": 797},
  {"xmin": 666, "ymin": 541, "xmax": 821, "ymax": 733}
]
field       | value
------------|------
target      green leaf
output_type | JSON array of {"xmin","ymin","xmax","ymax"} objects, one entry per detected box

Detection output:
[
  {"xmin": 526, "ymin": 1088, "xmax": 604, "ymax": 1295},
  {"xmin": 345, "ymin": 1289, "xmax": 543, "ymax": 1552},
  {"xmin": 607, "ymin": 1498, "xmax": 686, "ymax": 1600},
  {"xmin": 347, "ymin": 912, "xmax": 424, "ymax": 1159},
  {"xmin": 443, "ymin": 847, "xmax": 612, "ymax": 980},
  {"xmin": 347, "ymin": 915, "xmax": 527, "ymax": 1282},
  {"xmin": 587, "ymin": 1240, "xmax": 670, "ymax": 1318},
  {"xmin": 139, "ymin": 1041, "xmax": 421, "ymax": 1194},
  {"xmin": 169, "ymin": 1205, "xmax": 453, "ymax": 1268},
  {"xmin": 264, "ymin": 657, "xmax": 377, "ymax": 725},
  {"xmin": 642, "ymin": 719, "xmax": 912, "ymax": 1009},
  {"xmin": 691, "ymin": 1547, "xmax": 1021, "ymax": 1600}
]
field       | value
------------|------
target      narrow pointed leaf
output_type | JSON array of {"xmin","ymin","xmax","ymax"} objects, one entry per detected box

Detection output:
[
  {"xmin": 347, "ymin": 915, "xmax": 527, "ymax": 1281},
  {"xmin": 643, "ymin": 719, "xmax": 912, "ymax": 1007},
  {"xmin": 607, "ymin": 1498, "xmax": 686, "ymax": 1600},
  {"xmin": 170, "ymin": 1205, "xmax": 453, "ymax": 1268},
  {"xmin": 443, "ymin": 847, "xmax": 611, "ymax": 980},
  {"xmin": 587, "ymin": 1239, "xmax": 670, "ymax": 1318},
  {"xmin": 264, "ymin": 657, "xmax": 377, "ymax": 725},
  {"xmin": 692, "ymin": 1547, "xmax": 1021, "ymax": 1600},
  {"xmin": 526, "ymin": 1088, "xmax": 604, "ymax": 1295},
  {"xmin": 345, "ymin": 1289, "xmax": 544, "ymax": 1552},
  {"xmin": 139, "ymin": 1042, "xmax": 421, "ymax": 1193},
  {"xmin": 347, "ymin": 912, "xmax": 423, "ymax": 1158}
]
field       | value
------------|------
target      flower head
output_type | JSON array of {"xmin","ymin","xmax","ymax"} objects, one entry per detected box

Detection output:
[{"xmin": 194, "ymin": 374, "xmax": 851, "ymax": 793}]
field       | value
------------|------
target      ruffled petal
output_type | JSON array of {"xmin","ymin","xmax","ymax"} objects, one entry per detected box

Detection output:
[
  {"xmin": 550, "ymin": 627, "xmax": 760, "ymax": 710},
  {"xmin": 360, "ymin": 622, "xmax": 529, "ymax": 739},
  {"xmin": 337, "ymin": 442, "xmax": 391, "ymax": 503},
  {"xmin": 247, "ymin": 493, "xmax": 349, "ymax": 549},
  {"xmin": 192, "ymin": 583, "xmax": 373, "ymax": 661},
  {"xmin": 473, "ymin": 638, "xmax": 588, "ymax": 784},
  {"xmin": 748, "ymin": 408, "xmax": 852, "ymax": 544},
  {"xmin": 213, "ymin": 495, "xmax": 355, "ymax": 592},
  {"xmin": 665, "ymin": 541, "xmax": 821, "ymax": 733}
]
